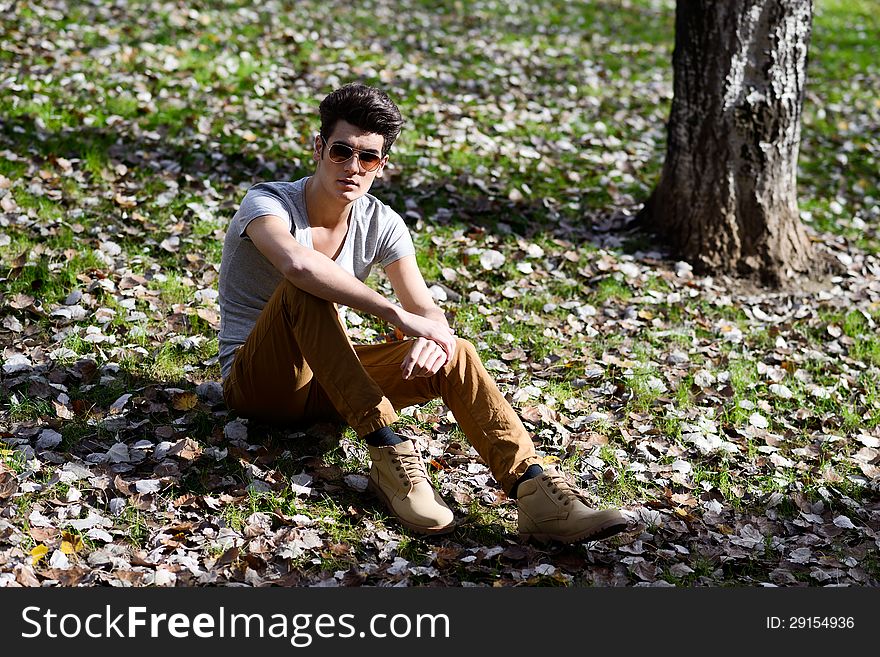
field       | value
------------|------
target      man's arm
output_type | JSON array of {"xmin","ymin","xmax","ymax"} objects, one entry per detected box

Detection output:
[
  {"xmin": 385, "ymin": 254, "xmax": 457, "ymax": 379},
  {"xmin": 246, "ymin": 215, "xmax": 455, "ymax": 353}
]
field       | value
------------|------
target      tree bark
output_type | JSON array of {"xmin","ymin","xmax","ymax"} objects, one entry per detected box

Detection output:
[{"xmin": 639, "ymin": 0, "xmax": 815, "ymax": 286}]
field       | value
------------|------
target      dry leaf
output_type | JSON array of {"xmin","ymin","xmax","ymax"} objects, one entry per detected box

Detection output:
[
  {"xmin": 30, "ymin": 544, "xmax": 49, "ymax": 566},
  {"xmin": 171, "ymin": 391, "xmax": 199, "ymax": 411}
]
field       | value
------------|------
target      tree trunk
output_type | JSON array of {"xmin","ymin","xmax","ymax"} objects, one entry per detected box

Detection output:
[{"xmin": 639, "ymin": 0, "xmax": 815, "ymax": 286}]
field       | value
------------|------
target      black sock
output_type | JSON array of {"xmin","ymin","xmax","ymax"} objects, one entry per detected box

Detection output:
[
  {"xmin": 364, "ymin": 426, "xmax": 405, "ymax": 447},
  {"xmin": 510, "ymin": 464, "xmax": 544, "ymax": 499}
]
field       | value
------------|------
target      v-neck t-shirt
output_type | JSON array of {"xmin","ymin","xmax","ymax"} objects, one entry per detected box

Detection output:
[{"xmin": 217, "ymin": 177, "xmax": 415, "ymax": 379}]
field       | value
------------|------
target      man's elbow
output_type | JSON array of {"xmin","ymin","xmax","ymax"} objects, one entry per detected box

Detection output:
[{"xmin": 279, "ymin": 256, "xmax": 310, "ymax": 283}]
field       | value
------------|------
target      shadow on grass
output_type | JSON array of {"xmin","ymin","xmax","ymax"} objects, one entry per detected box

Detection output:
[{"xmin": 1, "ymin": 112, "xmax": 651, "ymax": 256}]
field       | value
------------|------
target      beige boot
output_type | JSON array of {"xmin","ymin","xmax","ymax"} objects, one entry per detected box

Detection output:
[
  {"xmin": 517, "ymin": 467, "xmax": 629, "ymax": 544},
  {"xmin": 367, "ymin": 439, "xmax": 455, "ymax": 535}
]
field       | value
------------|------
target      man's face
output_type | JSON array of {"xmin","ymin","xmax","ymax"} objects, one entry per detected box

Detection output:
[{"xmin": 312, "ymin": 119, "xmax": 387, "ymax": 204}]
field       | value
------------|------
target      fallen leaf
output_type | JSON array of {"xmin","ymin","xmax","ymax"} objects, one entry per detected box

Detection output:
[
  {"xmin": 171, "ymin": 391, "xmax": 199, "ymax": 411},
  {"xmin": 30, "ymin": 544, "xmax": 49, "ymax": 566},
  {"xmin": 60, "ymin": 532, "xmax": 84, "ymax": 554}
]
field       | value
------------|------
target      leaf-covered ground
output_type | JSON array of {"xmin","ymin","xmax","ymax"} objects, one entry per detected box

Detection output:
[{"xmin": 0, "ymin": 0, "xmax": 878, "ymax": 587}]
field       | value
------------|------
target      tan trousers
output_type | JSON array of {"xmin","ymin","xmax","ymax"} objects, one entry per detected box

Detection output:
[{"xmin": 222, "ymin": 280, "xmax": 540, "ymax": 494}]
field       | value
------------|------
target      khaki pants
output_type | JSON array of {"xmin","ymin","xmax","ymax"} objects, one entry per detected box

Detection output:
[{"xmin": 222, "ymin": 280, "xmax": 540, "ymax": 494}]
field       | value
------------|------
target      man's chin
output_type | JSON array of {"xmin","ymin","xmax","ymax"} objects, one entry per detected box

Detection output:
[{"xmin": 338, "ymin": 188, "xmax": 365, "ymax": 202}]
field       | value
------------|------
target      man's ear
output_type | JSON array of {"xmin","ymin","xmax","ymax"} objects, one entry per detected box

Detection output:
[
  {"xmin": 312, "ymin": 134, "xmax": 323, "ymax": 162},
  {"xmin": 374, "ymin": 156, "xmax": 389, "ymax": 178}
]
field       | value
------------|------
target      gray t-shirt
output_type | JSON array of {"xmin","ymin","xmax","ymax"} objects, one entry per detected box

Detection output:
[{"xmin": 217, "ymin": 177, "xmax": 415, "ymax": 379}]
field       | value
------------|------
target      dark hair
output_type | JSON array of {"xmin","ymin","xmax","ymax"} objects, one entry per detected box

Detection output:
[{"xmin": 319, "ymin": 83, "xmax": 404, "ymax": 156}]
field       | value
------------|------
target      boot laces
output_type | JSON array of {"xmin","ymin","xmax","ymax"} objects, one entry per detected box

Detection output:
[
  {"xmin": 542, "ymin": 469, "xmax": 586, "ymax": 507},
  {"xmin": 393, "ymin": 449, "xmax": 428, "ymax": 485}
]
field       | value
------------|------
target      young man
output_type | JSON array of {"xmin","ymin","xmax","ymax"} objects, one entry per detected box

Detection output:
[{"xmin": 218, "ymin": 83, "xmax": 629, "ymax": 543}]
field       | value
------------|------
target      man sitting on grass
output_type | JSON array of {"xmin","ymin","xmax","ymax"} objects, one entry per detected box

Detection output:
[{"xmin": 218, "ymin": 82, "xmax": 629, "ymax": 543}]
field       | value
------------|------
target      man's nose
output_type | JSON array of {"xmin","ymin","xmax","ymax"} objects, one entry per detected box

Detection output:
[{"xmin": 343, "ymin": 153, "xmax": 363, "ymax": 174}]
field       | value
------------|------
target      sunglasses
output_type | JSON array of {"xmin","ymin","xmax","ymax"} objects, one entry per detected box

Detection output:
[{"xmin": 320, "ymin": 136, "xmax": 384, "ymax": 172}]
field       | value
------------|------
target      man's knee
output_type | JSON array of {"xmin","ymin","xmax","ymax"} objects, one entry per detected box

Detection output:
[
  {"xmin": 277, "ymin": 280, "xmax": 336, "ymax": 314},
  {"xmin": 450, "ymin": 337, "xmax": 478, "ymax": 367},
  {"xmin": 279, "ymin": 280, "xmax": 317, "ymax": 304}
]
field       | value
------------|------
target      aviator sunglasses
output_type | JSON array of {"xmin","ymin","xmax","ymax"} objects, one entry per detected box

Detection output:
[{"xmin": 320, "ymin": 135, "xmax": 384, "ymax": 171}]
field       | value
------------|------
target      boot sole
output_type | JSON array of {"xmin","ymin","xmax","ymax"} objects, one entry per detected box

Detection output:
[
  {"xmin": 520, "ymin": 516, "xmax": 630, "ymax": 545},
  {"xmin": 367, "ymin": 479, "xmax": 457, "ymax": 536}
]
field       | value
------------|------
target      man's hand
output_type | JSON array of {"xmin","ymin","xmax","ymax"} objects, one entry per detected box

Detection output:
[
  {"xmin": 394, "ymin": 310, "xmax": 456, "ymax": 371},
  {"xmin": 401, "ymin": 337, "xmax": 452, "ymax": 380}
]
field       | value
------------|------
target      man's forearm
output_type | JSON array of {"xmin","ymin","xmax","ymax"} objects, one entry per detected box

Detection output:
[
  {"xmin": 289, "ymin": 257, "xmax": 453, "ymax": 352},
  {"xmin": 284, "ymin": 248, "xmax": 401, "ymax": 324},
  {"xmin": 418, "ymin": 305, "xmax": 449, "ymax": 327}
]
